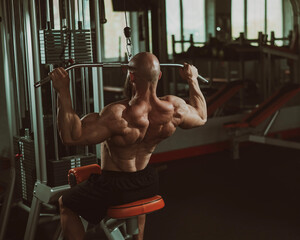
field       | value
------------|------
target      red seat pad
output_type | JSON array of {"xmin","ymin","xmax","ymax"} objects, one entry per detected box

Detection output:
[
  {"xmin": 68, "ymin": 164, "xmax": 101, "ymax": 185},
  {"xmin": 107, "ymin": 195, "xmax": 165, "ymax": 219}
]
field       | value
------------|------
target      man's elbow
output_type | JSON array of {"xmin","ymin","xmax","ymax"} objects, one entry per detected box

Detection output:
[
  {"xmin": 60, "ymin": 137, "xmax": 76, "ymax": 146},
  {"xmin": 197, "ymin": 111, "xmax": 207, "ymax": 126},
  {"xmin": 59, "ymin": 133, "xmax": 77, "ymax": 146},
  {"xmin": 196, "ymin": 117, "xmax": 206, "ymax": 127},
  {"xmin": 200, "ymin": 117, "xmax": 207, "ymax": 126}
]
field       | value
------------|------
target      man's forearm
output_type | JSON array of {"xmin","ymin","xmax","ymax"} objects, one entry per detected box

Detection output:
[
  {"xmin": 188, "ymin": 79, "xmax": 207, "ymax": 120},
  {"xmin": 57, "ymin": 89, "xmax": 82, "ymax": 144}
]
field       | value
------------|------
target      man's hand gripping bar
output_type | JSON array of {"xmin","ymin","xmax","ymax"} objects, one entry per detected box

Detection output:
[{"xmin": 34, "ymin": 63, "xmax": 209, "ymax": 88}]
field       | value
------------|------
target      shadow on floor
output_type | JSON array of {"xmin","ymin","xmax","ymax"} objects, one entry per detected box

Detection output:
[{"xmin": 145, "ymin": 143, "xmax": 300, "ymax": 240}]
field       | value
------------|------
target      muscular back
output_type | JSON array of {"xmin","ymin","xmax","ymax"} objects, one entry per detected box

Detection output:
[
  {"xmin": 53, "ymin": 58, "xmax": 206, "ymax": 172},
  {"xmin": 101, "ymin": 96, "xmax": 182, "ymax": 172}
]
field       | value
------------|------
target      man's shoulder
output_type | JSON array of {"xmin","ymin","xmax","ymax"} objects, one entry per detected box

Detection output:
[
  {"xmin": 160, "ymin": 95, "xmax": 186, "ymax": 105},
  {"xmin": 104, "ymin": 99, "xmax": 128, "ymax": 110},
  {"xmin": 100, "ymin": 99, "xmax": 129, "ymax": 118}
]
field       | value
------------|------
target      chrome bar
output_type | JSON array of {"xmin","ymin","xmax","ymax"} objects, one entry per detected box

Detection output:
[
  {"xmin": 24, "ymin": 0, "xmax": 48, "ymax": 238},
  {"xmin": 34, "ymin": 63, "xmax": 209, "ymax": 88},
  {"xmin": 85, "ymin": 67, "xmax": 91, "ymax": 113},
  {"xmin": 50, "ymin": 65, "xmax": 59, "ymax": 161},
  {"xmin": 11, "ymin": 0, "xmax": 22, "ymax": 129},
  {"xmin": 93, "ymin": 0, "xmax": 105, "ymax": 160},
  {"xmin": 77, "ymin": 0, "xmax": 83, "ymax": 23},
  {"xmin": 29, "ymin": 0, "xmax": 47, "ymax": 185},
  {"xmin": 0, "ymin": 1, "xmax": 17, "ymax": 239},
  {"xmin": 80, "ymin": 68, "xmax": 89, "ymax": 155},
  {"xmin": 18, "ymin": 1, "xmax": 30, "ymax": 113},
  {"xmin": 263, "ymin": 110, "xmax": 280, "ymax": 136}
]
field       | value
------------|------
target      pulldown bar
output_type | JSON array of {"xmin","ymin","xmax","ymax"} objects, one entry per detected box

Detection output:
[{"xmin": 34, "ymin": 63, "xmax": 209, "ymax": 88}]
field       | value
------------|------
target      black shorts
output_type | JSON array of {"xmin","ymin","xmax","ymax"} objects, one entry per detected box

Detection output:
[{"xmin": 61, "ymin": 165, "xmax": 159, "ymax": 224}]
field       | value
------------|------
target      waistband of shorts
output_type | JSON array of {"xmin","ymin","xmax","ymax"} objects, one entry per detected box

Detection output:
[{"xmin": 101, "ymin": 165, "xmax": 155, "ymax": 178}]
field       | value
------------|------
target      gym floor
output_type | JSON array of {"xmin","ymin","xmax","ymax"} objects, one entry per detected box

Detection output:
[{"xmin": 2, "ymin": 142, "xmax": 300, "ymax": 240}]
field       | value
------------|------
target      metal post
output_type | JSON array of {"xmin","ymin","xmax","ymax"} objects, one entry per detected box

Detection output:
[
  {"xmin": 24, "ymin": 0, "xmax": 48, "ymax": 238},
  {"xmin": 85, "ymin": 68, "xmax": 91, "ymax": 113},
  {"xmin": 28, "ymin": 0, "xmax": 47, "ymax": 185},
  {"xmin": 47, "ymin": 0, "xmax": 59, "ymax": 161},
  {"xmin": 244, "ymin": 0, "xmax": 247, "ymax": 37},
  {"xmin": 92, "ymin": 0, "xmax": 105, "ymax": 160},
  {"xmin": 179, "ymin": 0, "xmax": 184, "ymax": 52},
  {"xmin": 290, "ymin": 0, "xmax": 300, "ymax": 84},
  {"xmin": 81, "ymin": 68, "xmax": 89, "ymax": 155},
  {"xmin": 69, "ymin": 0, "xmax": 77, "ymax": 110},
  {"xmin": 11, "ymin": 0, "xmax": 23, "ymax": 130},
  {"xmin": 18, "ymin": 1, "xmax": 30, "ymax": 113},
  {"xmin": 78, "ymin": 0, "xmax": 83, "ymax": 24},
  {"xmin": 263, "ymin": 110, "xmax": 280, "ymax": 136},
  {"xmin": 264, "ymin": 0, "xmax": 267, "ymax": 35},
  {"xmin": 0, "ymin": 1, "xmax": 17, "ymax": 239},
  {"xmin": 130, "ymin": 12, "xmax": 139, "ymax": 56},
  {"xmin": 81, "ymin": 70, "xmax": 87, "ymax": 115},
  {"xmin": 50, "ymin": 67, "xmax": 60, "ymax": 161}
]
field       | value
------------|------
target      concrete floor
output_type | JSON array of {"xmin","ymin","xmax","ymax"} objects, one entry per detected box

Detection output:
[{"xmin": 2, "ymin": 142, "xmax": 300, "ymax": 240}]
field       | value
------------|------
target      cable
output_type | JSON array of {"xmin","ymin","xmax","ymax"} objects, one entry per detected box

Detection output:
[
  {"xmin": 124, "ymin": 0, "xmax": 128, "ymax": 27},
  {"xmin": 123, "ymin": 0, "xmax": 133, "ymax": 61}
]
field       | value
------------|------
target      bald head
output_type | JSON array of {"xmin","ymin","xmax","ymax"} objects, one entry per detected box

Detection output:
[{"xmin": 128, "ymin": 52, "xmax": 161, "ymax": 83}]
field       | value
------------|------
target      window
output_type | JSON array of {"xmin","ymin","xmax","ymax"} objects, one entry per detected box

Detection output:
[
  {"xmin": 53, "ymin": 0, "xmax": 61, "ymax": 29},
  {"xmin": 166, "ymin": 0, "xmax": 206, "ymax": 55},
  {"xmin": 231, "ymin": 0, "xmax": 244, "ymax": 39},
  {"xmin": 103, "ymin": 0, "xmax": 128, "ymax": 59},
  {"xmin": 231, "ymin": 0, "xmax": 286, "ymax": 45},
  {"xmin": 266, "ymin": 0, "xmax": 283, "ymax": 41},
  {"xmin": 183, "ymin": 0, "xmax": 206, "ymax": 49},
  {"xmin": 53, "ymin": 0, "xmax": 91, "ymax": 29},
  {"xmin": 247, "ymin": 0, "xmax": 265, "ymax": 39},
  {"xmin": 166, "ymin": 0, "xmax": 181, "ymax": 54}
]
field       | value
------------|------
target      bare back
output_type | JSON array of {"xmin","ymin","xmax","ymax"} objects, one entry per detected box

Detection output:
[
  {"xmin": 53, "ymin": 53, "xmax": 206, "ymax": 173},
  {"xmin": 101, "ymin": 96, "xmax": 182, "ymax": 172}
]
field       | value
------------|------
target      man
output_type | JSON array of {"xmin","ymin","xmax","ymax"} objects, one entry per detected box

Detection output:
[{"xmin": 50, "ymin": 52, "xmax": 207, "ymax": 240}]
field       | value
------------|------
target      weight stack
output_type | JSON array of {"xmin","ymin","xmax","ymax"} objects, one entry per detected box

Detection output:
[
  {"xmin": 14, "ymin": 136, "xmax": 36, "ymax": 204},
  {"xmin": 47, "ymin": 154, "xmax": 97, "ymax": 187},
  {"xmin": 14, "ymin": 136, "xmax": 98, "ymax": 203}
]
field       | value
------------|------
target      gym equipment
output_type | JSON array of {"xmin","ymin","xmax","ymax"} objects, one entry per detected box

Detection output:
[
  {"xmin": 64, "ymin": 164, "xmax": 165, "ymax": 240},
  {"xmin": 206, "ymin": 80, "xmax": 244, "ymax": 117},
  {"xmin": 224, "ymin": 83, "xmax": 300, "ymax": 159},
  {"xmin": 39, "ymin": 29, "xmax": 95, "ymax": 64},
  {"xmin": 34, "ymin": 62, "xmax": 209, "ymax": 88},
  {"xmin": 14, "ymin": 133, "xmax": 98, "ymax": 204}
]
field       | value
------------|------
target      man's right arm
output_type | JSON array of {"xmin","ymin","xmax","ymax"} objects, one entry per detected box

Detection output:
[
  {"xmin": 172, "ymin": 63, "xmax": 207, "ymax": 129},
  {"xmin": 50, "ymin": 68, "xmax": 112, "ymax": 145}
]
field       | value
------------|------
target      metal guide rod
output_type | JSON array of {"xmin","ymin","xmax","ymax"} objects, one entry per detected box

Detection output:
[
  {"xmin": 0, "ymin": 1, "xmax": 17, "ymax": 239},
  {"xmin": 50, "ymin": 65, "xmax": 60, "ymax": 161},
  {"xmin": 34, "ymin": 63, "xmax": 209, "ymax": 88}
]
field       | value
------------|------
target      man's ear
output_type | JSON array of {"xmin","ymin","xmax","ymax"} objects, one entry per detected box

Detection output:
[{"xmin": 158, "ymin": 71, "xmax": 162, "ymax": 80}]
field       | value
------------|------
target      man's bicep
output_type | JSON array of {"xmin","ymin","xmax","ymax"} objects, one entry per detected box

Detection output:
[
  {"xmin": 172, "ymin": 98, "xmax": 205, "ymax": 129},
  {"xmin": 178, "ymin": 105, "xmax": 204, "ymax": 129}
]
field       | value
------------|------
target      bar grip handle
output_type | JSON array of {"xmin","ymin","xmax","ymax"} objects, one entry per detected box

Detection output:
[
  {"xmin": 197, "ymin": 75, "xmax": 209, "ymax": 84},
  {"xmin": 34, "ymin": 75, "xmax": 51, "ymax": 88}
]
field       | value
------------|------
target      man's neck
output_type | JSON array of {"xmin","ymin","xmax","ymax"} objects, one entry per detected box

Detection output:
[{"xmin": 129, "ymin": 84, "xmax": 158, "ymax": 105}]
